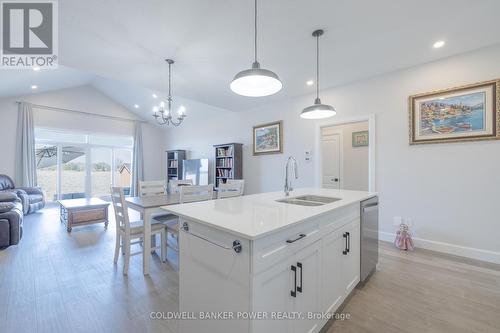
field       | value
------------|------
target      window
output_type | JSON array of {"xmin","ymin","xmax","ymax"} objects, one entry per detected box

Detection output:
[{"xmin": 35, "ymin": 128, "xmax": 133, "ymax": 201}]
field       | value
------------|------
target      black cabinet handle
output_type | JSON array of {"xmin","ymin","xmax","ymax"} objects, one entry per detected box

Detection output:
[
  {"xmin": 297, "ymin": 262, "xmax": 303, "ymax": 293},
  {"xmin": 290, "ymin": 265, "xmax": 297, "ymax": 297},
  {"xmin": 286, "ymin": 233, "xmax": 306, "ymax": 244},
  {"xmin": 346, "ymin": 232, "xmax": 350, "ymax": 253},
  {"xmin": 342, "ymin": 232, "xmax": 348, "ymax": 255}
]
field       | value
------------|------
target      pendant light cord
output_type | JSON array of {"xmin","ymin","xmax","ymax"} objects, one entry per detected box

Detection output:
[
  {"xmin": 168, "ymin": 61, "xmax": 172, "ymax": 97},
  {"xmin": 254, "ymin": 0, "xmax": 258, "ymax": 63},
  {"xmin": 316, "ymin": 33, "xmax": 320, "ymax": 100}
]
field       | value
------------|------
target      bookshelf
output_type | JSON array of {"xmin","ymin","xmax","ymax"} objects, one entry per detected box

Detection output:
[
  {"xmin": 214, "ymin": 143, "xmax": 243, "ymax": 189},
  {"xmin": 166, "ymin": 150, "xmax": 186, "ymax": 181}
]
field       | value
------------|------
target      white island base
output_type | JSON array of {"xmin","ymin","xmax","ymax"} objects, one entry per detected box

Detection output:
[{"xmin": 164, "ymin": 189, "xmax": 375, "ymax": 333}]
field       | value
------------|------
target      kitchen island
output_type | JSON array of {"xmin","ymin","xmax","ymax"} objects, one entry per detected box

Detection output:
[{"xmin": 162, "ymin": 188, "xmax": 377, "ymax": 333}]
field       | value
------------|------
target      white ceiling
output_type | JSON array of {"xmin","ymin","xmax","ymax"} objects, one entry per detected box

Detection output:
[
  {"xmin": 2, "ymin": 0, "xmax": 500, "ymax": 113},
  {"xmin": 0, "ymin": 66, "xmax": 93, "ymax": 98},
  {"xmin": 57, "ymin": 0, "xmax": 500, "ymax": 111}
]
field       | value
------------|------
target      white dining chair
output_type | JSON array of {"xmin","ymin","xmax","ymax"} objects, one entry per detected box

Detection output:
[
  {"xmin": 226, "ymin": 179, "xmax": 245, "ymax": 195},
  {"xmin": 111, "ymin": 187, "xmax": 167, "ymax": 275},
  {"xmin": 138, "ymin": 180, "xmax": 166, "ymax": 197},
  {"xmin": 218, "ymin": 180, "xmax": 245, "ymax": 199},
  {"xmin": 164, "ymin": 184, "xmax": 214, "ymax": 254},
  {"xmin": 179, "ymin": 184, "xmax": 214, "ymax": 204},
  {"xmin": 138, "ymin": 179, "xmax": 175, "ymax": 221},
  {"xmin": 168, "ymin": 179, "xmax": 193, "ymax": 194}
]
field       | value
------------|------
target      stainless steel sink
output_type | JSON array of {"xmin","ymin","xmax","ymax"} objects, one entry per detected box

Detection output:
[
  {"xmin": 276, "ymin": 198, "xmax": 325, "ymax": 206},
  {"xmin": 276, "ymin": 195, "xmax": 341, "ymax": 206},
  {"xmin": 294, "ymin": 195, "xmax": 341, "ymax": 204}
]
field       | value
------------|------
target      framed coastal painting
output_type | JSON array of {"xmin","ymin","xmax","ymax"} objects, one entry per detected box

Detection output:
[
  {"xmin": 409, "ymin": 79, "xmax": 500, "ymax": 145},
  {"xmin": 253, "ymin": 121, "xmax": 283, "ymax": 155},
  {"xmin": 352, "ymin": 131, "xmax": 369, "ymax": 147}
]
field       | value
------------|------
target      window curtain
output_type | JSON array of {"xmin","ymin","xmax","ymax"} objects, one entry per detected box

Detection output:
[
  {"xmin": 15, "ymin": 102, "xmax": 37, "ymax": 187},
  {"xmin": 130, "ymin": 121, "xmax": 144, "ymax": 196}
]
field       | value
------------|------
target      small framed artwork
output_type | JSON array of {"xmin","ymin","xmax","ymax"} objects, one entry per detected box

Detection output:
[
  {"xmin": 409, "ymin": 79, "xmax": 500, "ymax": 145},
  {"xmin": 352, "ymin": 131, "xmax": 369, "ymax": 147},
  {"xmin": 253, "ymin": 121, "xmax": 283, "ymax": 155}
]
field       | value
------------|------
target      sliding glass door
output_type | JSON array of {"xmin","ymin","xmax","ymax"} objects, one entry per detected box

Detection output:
[
  {"xmin": 35, "ymin": 144, "xmax": 58, "ymax": 201},
  {"xmin": 114, "ymin": 149, "xmax": 132, "ymax": 195},
  {"xmin": 91, "ymin": 148, "xmax": 112, "ymax": 198},
  {"xmin": 35, "ymin": 128, "xmax": 133, "ymax": 202},
  {"xmin": 60, "ymin": 146, "xmax": 87, "ymax": 199}
]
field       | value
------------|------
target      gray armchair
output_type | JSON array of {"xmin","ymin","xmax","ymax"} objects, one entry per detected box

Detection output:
[
  {"xmin": 0, "ymin": 192, "xmax": 23, "ymax": 248},
  {"xmin": 0, "ymin": 174, "xmax": 45, "ymax": 215}
]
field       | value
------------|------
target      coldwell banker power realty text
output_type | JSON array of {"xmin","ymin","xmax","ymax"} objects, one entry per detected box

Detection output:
[{"xmin": 1, "ymin": 0, "xmax": 58, "ymax": 68}]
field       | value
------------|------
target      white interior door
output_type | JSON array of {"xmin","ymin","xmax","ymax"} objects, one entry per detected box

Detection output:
[{"xmin": 321, "ymin": 134, "xmax": 341, "ymax": 189}]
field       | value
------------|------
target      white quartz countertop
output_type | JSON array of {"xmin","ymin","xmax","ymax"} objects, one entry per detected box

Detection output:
[{"xmin": 161, "ymin": 188, "xmax": 376, "ymax": 240}]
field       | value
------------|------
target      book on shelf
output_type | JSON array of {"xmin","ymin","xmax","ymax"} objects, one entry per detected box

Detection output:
[
  {"xmin": 216, "ymin": 168, "xmax": 233, "ymax": 178},
  {"xmin": 216, "ymin": 146, "xmax": 234, "ymax": 157},
  {"xmin": 216, "ymin": 158, "xmax": 233, "ymax": 168},
  {"xmin": 169, "ymin": 160, "xmax": 178, "ymax": 168}
]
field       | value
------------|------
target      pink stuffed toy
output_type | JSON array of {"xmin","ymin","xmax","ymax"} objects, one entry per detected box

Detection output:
[{"xmin": 394, "ymin": 223, "xmax": 414, "ymax": 251}]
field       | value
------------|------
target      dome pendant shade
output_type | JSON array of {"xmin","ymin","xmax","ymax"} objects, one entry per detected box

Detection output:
[
  {"xmin": 230, "ymin": 0, "xmax": 282, "ymax": 97},
  {"xmin": 230, "ymin": 61, "xmax": 282, "ymax": 97},
  {"xmin": 300, "ymin": 98, "xmax": 336, "ymax": 119},
  {"xmin": 301, "ymin": 29, "xmax": 336, "ymax": 120}
]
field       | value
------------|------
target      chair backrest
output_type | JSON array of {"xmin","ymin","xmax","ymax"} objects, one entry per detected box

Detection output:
[
  {"xmin": 110, "ymin": 187, "xmax": 130, "ymax": 231},
  {"xmin": 179, "ymin": 184, "xmax": 214, "ymax": 204},
  {"xmin": 218, "ymin": 181, "xmax": 244, "ymax": 199},
  {"xmin": 169, "ymin": 179, "xmax": 193, "ymax": 194},
  {"xmin": 226, "ymin": 179, "xmax": 245, "ymax": 195},
  {"xmin": 139, "ymin": 180, "xmax": 166, "ymax": 197}
]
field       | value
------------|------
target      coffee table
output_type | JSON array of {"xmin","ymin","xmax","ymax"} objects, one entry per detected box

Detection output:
[{"xmin": 59, "ymin": 198, "xmax": 110, "ymax": 232}]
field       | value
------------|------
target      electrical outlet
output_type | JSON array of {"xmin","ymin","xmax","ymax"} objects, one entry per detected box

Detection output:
[{"xmin": 393, "ymin": 216, "xmax": 403, "ymax": 226}]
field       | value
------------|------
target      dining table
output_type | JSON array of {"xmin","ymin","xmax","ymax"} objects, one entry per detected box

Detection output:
[{"xmin": 125, "ymin": 193, "xmax": 180, "ymax": 275}]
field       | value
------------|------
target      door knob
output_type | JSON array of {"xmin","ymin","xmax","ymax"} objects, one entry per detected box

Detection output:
[{"xmin": 333, "ymin": 178, "xmax": 339, "ymax": 182}]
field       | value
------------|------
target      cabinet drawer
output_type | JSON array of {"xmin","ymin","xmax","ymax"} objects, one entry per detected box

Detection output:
[
  {"xmin": 72, "ymin": 208, "xmax": 106, "ymax": 223},
  {"xmin": 252, "ymin": 219, "xmax": 321, "ymax": 275}
]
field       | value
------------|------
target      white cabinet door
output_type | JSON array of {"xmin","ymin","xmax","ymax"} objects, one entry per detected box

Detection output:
[
  {"xmin": 321, "ymin": 135, "xmax": 341, "ymax": 189},
  {"xmin": 321, "ymin": 229, "xmax": 344, "ymax": 315},
  {"xmin": 293, "ymin": 240, "xmax": 321, "ymax": 333},
  {"xmin": 253, "ymin": 259, "xmax": 294, "ymax": 333},
  {"xmin": 341, "ymin": 219, "xmax": 360, "ymax": 294}
]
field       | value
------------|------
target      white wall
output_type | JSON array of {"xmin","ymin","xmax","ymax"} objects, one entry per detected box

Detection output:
[
  {"xmin": 0, "ymin": 85, "xmax": 166, "ymax": 181},
  {"xmin": 165, "ymin": 44, "xmax": 500, "ymax": 263}
]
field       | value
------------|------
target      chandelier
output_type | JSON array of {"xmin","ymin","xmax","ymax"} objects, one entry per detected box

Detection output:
[{"xmin": 153, "ymin": 59, "xmax": 187, "ymax": 126}]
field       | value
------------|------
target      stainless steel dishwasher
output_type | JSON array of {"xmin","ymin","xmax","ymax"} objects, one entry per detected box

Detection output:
[{"xmin": 360, "ymin": 196, "xmax": 379, "ymax": 282}]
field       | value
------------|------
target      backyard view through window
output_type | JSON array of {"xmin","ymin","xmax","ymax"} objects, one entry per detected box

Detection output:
[{"xmin": 35, "ymin": 129, "xmax": 133, "ymax": 201}]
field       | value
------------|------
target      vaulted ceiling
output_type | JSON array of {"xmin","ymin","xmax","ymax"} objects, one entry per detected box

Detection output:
[{"xmin": 3, "ymin": 0, "xmax": 500, "ymax": 115}]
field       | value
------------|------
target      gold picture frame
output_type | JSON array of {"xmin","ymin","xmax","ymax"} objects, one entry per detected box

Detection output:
[
  {"xmin": 409, "ymin": 79, "xmax": 500, "ymax": 145},
  {"xmin": 253, "ymin": 121, "xmax": 283, "ymax": 155}
]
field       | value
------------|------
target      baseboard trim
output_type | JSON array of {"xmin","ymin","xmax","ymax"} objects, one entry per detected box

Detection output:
[{"xmin": 379, "ymin": 231, "xmax": 500, "ymax": 265}]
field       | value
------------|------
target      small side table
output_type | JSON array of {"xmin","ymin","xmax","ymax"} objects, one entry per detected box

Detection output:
[{"xmin": 58, "ymin": 198, "xmax": 110, "ymax": 232}]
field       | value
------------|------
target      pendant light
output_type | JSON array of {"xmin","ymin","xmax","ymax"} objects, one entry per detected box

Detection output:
[
  {"xmin": 300, "ymin": 29, "xmax": 336, "ymax": 119},
  {"xmin": 230, "ymin": 0, "xmax": 282, "ymax": 97}
]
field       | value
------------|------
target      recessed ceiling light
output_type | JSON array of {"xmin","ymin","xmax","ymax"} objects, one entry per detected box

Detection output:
[
  {"xmin": 306, "ymin": 80, "xmax": 314, "ymax": 86},
  {"xmin": 33, "ymin": 66, "xmax": 41, "ymax": 72},
  {"xmin": 134, "ymin": 104, "xmax": 139, "ymax": 109},
  {"xmin": 152, "ymin": 93, "xmax": 158, "ymax": 99},
  {"xmin": 31, "ymin": 85, "xmax": 38, "ymax": 90},
  {"xmin": 433, "ymin": 40, "xmax": 445, "ymax": 49}
]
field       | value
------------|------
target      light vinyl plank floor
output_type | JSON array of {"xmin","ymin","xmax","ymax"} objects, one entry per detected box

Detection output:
[{"xmin": 1, "ymin": 204, "xmax": 499, "ymax": 333}]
